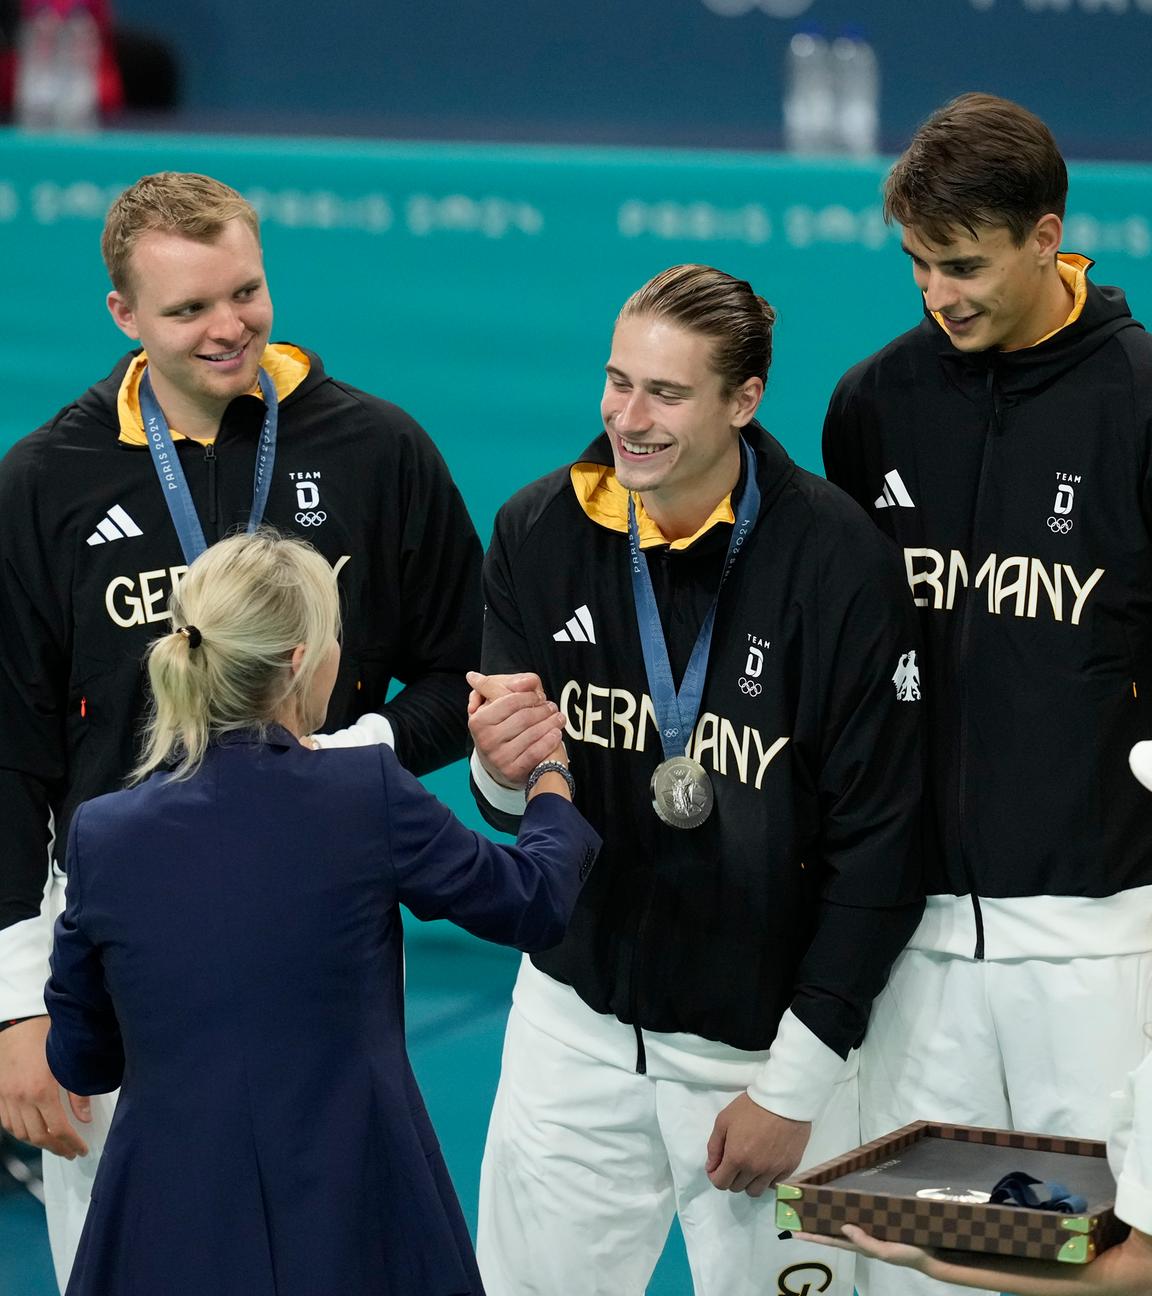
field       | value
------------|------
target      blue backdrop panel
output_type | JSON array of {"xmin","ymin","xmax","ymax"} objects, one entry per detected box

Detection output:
[{"xmin": 109, "ymin": 0, "xmax": 1152, "ymax": 159}]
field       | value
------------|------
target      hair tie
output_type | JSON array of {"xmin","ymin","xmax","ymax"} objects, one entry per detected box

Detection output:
[{"xmin": 176, "ymin": 625, "xmax": 203, "ymax": 649}]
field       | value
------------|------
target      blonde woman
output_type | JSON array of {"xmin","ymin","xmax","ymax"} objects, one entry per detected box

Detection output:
[{"xmin": 43, "ymin": 530, "xmax": 598, "ymax": 1296}]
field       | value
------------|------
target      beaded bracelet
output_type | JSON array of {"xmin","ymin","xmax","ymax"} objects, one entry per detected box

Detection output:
[{"xmin": 524, "ymin": 759, "xmax": 575, "ymax": 801}]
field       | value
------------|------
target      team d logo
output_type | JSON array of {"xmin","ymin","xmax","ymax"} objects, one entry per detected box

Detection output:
[
  {"xmin": 294, "ymin": 479, "xmax": 327, "ymax": 527},
  {"xmin": 892, "ymin": 649, "xmax": 920, "ymax": 702},
  {"xmin": 1048, "ymin": 472, "xmax": 1080, "ymax": 535},
  {"xmin": 740, "ymin": 636, "xmax": 769, "ymax": 697}
]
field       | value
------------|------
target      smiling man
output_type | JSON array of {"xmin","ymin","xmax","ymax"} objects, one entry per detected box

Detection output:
[
  {"xmin": 822, "ymin": 95, "xmax": 1152, "ymax": 1296},
  {"xmin": 0, "ymin": 172, "xmax": 482, "ymax": 1291},
  {"xmin": 466, "ymin": 264, "xmax": 925, "ymax": 1296}
]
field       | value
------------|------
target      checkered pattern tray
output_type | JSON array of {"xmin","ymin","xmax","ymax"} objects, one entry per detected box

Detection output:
[{"xmin": 776, "ymin": 1121, "xmax": 1129, "ymax": 1264}]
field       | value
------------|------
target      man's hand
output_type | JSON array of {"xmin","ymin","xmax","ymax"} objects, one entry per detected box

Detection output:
[
  {"xmin": 0, "ymin": 1016, "xmax": 90, "ymax": 1159},
  {"xmin": 705, "ymin": 1093, "xmax": 811, "ymax": 1197},
  {"xmin": 467, "ymin": 671, "xmax": 568, "ymax": 790}
]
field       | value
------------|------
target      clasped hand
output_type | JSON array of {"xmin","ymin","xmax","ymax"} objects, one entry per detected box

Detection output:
[{"xmin": 467, "ymin": 671, "xmax": 568, "ymax": 789}]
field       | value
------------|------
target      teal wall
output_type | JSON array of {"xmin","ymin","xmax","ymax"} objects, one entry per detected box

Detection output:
[
  {"xmin": 4, "ymin": 128, "xmax": 1152, "ymax": 864},
  {"xmin": 6, "ymin": 130, "xmax": 1152, "ymax": 533}
]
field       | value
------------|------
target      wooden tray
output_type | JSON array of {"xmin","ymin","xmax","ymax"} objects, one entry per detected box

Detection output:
[{"xmin": 776, "ymin": 1121, "xmax": 1129, "ymax": 1264}]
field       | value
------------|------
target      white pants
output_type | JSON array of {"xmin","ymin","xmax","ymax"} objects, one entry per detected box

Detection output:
[
  {"xmin": 855, "ymin": 947, "xmax": 1152, "ymax": 1296},
  {"xmin": 37, "ymin": 866, "xmax": 116, "ymax": 1293},
  {"xmin": 42, "ymin": 1088, "xmax": 116, "ymax": 1292},
  {"xmin": 478, "ymin": 986, "xmax": 859, "ymax": 1296}
]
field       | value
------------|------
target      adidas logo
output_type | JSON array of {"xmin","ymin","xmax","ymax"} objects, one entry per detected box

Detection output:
[
  {"xmin": 874, "ymin": 469, "xmax": 915, "ymax": 510},
  {"xmin": 86, "ymin": 504, "xmax": 143, "ymax": 546},
  {"xmin": 553, "ymin": 604, "xmax": 596, "ymax": 644}
]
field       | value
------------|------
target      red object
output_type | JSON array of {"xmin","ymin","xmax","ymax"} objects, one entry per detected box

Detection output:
[{"xmin": 4, "ymin": 0, "xmax": 124, "ymax": 117}]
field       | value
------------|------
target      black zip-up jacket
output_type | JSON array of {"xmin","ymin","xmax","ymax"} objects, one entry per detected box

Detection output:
[
  {"xmin": 0, "ymin": 346, "xmax": 482, "ymax": 934},
  {"xmin": 473, "ymin": 424, "xmax": 924, "ymax": 1059},
  {"xmin": 823, "ymin": 265, "xmax": 1152, "ymax": 945}
]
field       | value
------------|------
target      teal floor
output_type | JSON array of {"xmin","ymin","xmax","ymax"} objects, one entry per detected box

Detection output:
[{"xmin": 0, "ymin": 931, "xmax": 694, "ymax": 1295}]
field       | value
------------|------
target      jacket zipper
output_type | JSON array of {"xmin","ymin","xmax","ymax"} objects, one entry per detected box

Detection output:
[
  {"xmin": 954, "ymin": 364, "xmax": 1001, "ymax": 960},
  {"xmin": 204, "ymin": 442, "xmax": 218, "ymax": 530},
  {"xmin": 630, "ymin": 876, "xmax": 657, "ymax": 1075}
]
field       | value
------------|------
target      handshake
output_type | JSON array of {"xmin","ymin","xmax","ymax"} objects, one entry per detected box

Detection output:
[{"xmin": 467, "ymin": 671, "xmax": 570, "ymax": 793}]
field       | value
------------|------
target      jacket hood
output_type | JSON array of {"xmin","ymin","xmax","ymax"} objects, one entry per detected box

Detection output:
[
  {"xmin": 569, "ymin": 421, "xmax": 796, "ymax": 550},
  {"xmin": 929, "ymin": 255, "xmax": 1141, "ymax": 401}
]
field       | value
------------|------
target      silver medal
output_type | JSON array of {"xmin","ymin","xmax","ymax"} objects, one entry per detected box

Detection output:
[{"xmin": 651, "ymin": 756, "xmax": 714, "ymax": 830}]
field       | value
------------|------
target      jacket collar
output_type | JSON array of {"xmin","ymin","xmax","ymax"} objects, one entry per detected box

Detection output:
[
  {"xmin": 212, "ymin": 723, "xmax": 300, "ymax": 751},
  {"xmin": 568, "ymin": 421, "xmax": 795, "ymax": 550},
  {"xmin": 116, "ymin": 343, "xmax": 312, "ymax": 446},
  {"xmin": 66, "ymin": 343, "xmax": 328, "ymax": 446},
  {"xmin": 927, "ymin": 256, "xmax": 1140, "ymax": 400}
]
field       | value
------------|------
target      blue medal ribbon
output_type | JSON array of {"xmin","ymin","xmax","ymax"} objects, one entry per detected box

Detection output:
[
  {"xmin": 140, "ymin": 365, "xmax": 279, "ymax": 564},
  {"xmin": 627, "ymin": 438, "xmax": 761, "ymax": 762},
  {"xmin": 989, "ymin": 1172, "xmax": 1087, "ymax": 1214}
]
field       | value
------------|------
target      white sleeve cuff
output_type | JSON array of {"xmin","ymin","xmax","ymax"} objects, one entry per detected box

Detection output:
[
  {"xmin": 312, "ymin": 711, "xmax": 396, "ymax": 749},
  {"xmin": 0, "ymin": 870, "xmax": 62, "ymax": 1019},
  {"xmin": 470, "ymin": 749, "xmax": 525, "ymax": 818},
  {"xmin": 746, "ymin": 1009, "xmax": 851, "ymax": 1123}
]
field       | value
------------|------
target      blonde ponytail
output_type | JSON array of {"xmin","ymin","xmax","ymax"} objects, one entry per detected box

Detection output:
[{"xmin": 131, "ymin": 530, "xmax": 341, "ymax": 783}]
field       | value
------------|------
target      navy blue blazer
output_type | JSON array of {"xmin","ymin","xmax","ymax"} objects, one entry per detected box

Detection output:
[{"xmin": 45, "ymin": 728, "xmax": 599, "ymax": 1296}]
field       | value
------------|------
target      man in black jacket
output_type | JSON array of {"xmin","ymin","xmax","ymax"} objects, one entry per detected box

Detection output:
[
  {"xmin": 467, "ymin": 264, "xmax": 924, "ymax": 1296},
  {"xmin": 823, "ymin": 95, "xmax": 1152, "ymax": 1296},
  {"xmin": 0, "ymin": 171, "xmax": 482, "ymax": 1290}
]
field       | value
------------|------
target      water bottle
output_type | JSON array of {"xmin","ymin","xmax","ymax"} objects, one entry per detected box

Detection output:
[
  {"xmin": 14, "ymin": 2, "xmax": 62, "ymax": 131},
  {"xmin": 55, "ymin": 2, "xmax": 101, "ymax": 132},
  {"xmin": 783, "ymin": 28, "xmax": 835, "ymax": 155},
  {"xmin": 832, "ymin": 27, "xmax": 879, "ymax": 157}
]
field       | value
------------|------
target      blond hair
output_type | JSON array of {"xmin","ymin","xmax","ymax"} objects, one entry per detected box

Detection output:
[
  {"xmin": 617, "ymin": 264, "xmax": 777, "ymax": 394},
  {"xmin": 102, "ymin": 172, "xmax": 261, "ymax": 297},
  {"xmin": 132, "ymin": 531, "xmax": 340, "ymax": 783}
]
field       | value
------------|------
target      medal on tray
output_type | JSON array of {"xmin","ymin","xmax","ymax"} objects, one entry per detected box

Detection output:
[{"xmin": 626, "ymin": 439, "xmax": 760, "ymax": 830}]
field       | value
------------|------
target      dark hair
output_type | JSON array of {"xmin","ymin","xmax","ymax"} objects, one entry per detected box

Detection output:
[
  {"xmin": 884, "ymin": 93, "xmax": 1068, "ymax": 247},
  {"xmin": 617, "ymin": 264, "xmax": 777, "ymax": 393}
]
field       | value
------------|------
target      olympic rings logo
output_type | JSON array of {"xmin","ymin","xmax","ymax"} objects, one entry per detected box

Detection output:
[
  {"xmin": 1047, "ymin": 516, "xmax": 1073, "ymax": 534},
  {"xmin": 295, "ymin": 510, "xmax": 328, "ymax": 527},
  {"xmin": 738, "ymin": 676, "xmax": 762, "ymax": 697}
]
